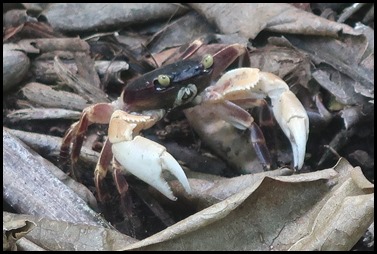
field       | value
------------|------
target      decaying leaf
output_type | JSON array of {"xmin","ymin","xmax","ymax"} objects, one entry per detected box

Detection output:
[
  {"xmin": 145, "ymin": 11, "xmax": 216, "ymax": 55},
  {"xmin": 7, "ymin": 108, "xmax": 81, "ymax": 121},
  {"xmin": 288, "ymin": 34, "xmax": 373, "ymax": 104},
  {"xmin": 312, "ymin": 69, "xmax": 367, "ymax": 106},
  {"xmin": 189, "ymin": 3, "xmax": 360, "ymax": 40},
  {"xmin": 157, "ymin": 167, "xmax": 294, "ymax": 211},
  {"xmin": 41, "ymin": 3, "xmax": 189, "ymax": 33},
  {"xmin": 21, "ymin": 82, "xmax": 88, "ymax": 111},
  {"xmin": 248, "ymin": 41, "xmax": 312, "ymax": 88},
  {"xmin": 3, "ymin": 217, "xmax": 36, "ymax": 251},
  {"xmin": 3, "ymin": 212, "xmax": 138, "ymax": 251},
  {"xmin": 289, "ymin": 159, "xmax": 374, "ymax": 251},
  {"xmin": 122, "ymin": 158, "xmax": 373, "ymax": 251}
]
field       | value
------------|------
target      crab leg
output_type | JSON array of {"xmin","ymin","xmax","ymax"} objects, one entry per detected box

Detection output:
[
  {"xmin": 198, "ymin": 100, "xmax": 272, "ymax": 169},
  {"xmin": 60, "ymin": 103, "xmax": 115, "ymax": 164},
  {"xmin": 88, "ymin": 135, "xmax": 131, "ymax": 202},
  {"xmin": 202, "ymin": 68, "xmax": 309, "ymax": 169},
  {"xmin": 105, "ymin": 110, "xmax": 191, "ymax": 201},
  {"xmin": 93, "ymin": 138, "xmax": 114, "ymax": 201},
  {"xmin": 60, "ymin": 103, "xmax": 116, "ymax": 181},
  {"xmin": 230, "ymin": 98, "xmax": 275, "ymax": 127},
  {"xmin": 211, "ymin": 44, "xmax": 250, "ymax": 79}
]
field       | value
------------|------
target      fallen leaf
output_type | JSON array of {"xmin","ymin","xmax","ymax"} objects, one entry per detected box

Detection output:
[
  {"xmin": 3, "ymin": 212, "xmax": 138, "ymax": 251},
  {"xmin": 3, "ymin": 217, "xmax": 36, "ymax": 251},
  {"xmin": 122, "ymin": 158, "xmax": 373, "ymax": 251},
  {"xmin": 41, "ymin": 3, "xmax": 189, "ymax": 33},
  {"xmin": 189, "ymin": 3, "xmax": 360, "ymax": 39}
]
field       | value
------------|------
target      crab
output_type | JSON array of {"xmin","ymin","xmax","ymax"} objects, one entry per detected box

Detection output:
[{"xmin": 60, "ymin": 43, "xmax": 309, "ymax": 202}]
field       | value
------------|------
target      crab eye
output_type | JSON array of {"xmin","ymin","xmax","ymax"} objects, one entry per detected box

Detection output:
[
  {"xmin": 157, "ymin": 75, "xmax": 170, "ymax": 86},
  {"xmin": 201, "ymin": 54, "xmax": 213, "ymax": 69}
]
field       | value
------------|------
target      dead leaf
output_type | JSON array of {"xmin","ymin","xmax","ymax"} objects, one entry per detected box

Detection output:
[
  {"xmin": 312, "ymin": 69, "xmax": 367, "ymax": 105},
  {"xmin": 41, "ymin": 3, "xmax": 189, "ymax": 33},
  {"xmin": 3, "ymin": 217, "xmax": 36, "ymax": 251},
  {"xmin": 54, "ymin": 56, "xmax": 109, "ymax": 103},
  {"xmin": 340, "ymin": 103, "xmax": 374, "ymax": 129},
  {"xmin": 21, "ymin": 82, "xmax": 89, "ymax": 111},
  {"xmin": 122, "ymin": 158, "xmax": 373, "ymax": 251},
  {"xmin": 249, "ymin": 41, "xmax": 311, "ymax": 88},
  {"xmin": 7, "ymin": 108, "xmax": 81, "ymax": 121},
  {"xmin": 287, "ymin": 34, "xmax": 373, "ymax": 103},
  {"xmin": 189, "ymin": 3, "xmax": 360, "ymax": 40},
  {"xmin": 3, "ymin": 212, "xmax": 138, "ymax": 251},
  {"xmin": 162, "ymin": 167, "xmax": 294, "ymax": 211},
  {"xmin": 145, "ymin": 11, "xmax": 215, "ymax": 55}
]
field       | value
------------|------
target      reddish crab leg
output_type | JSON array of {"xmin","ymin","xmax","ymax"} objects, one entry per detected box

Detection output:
[
  {"xmin": 211, "ymin": 44, "xmax": 250, "ymax": 78},
  {"xmin": 230, "ymin": 98, "xmax": 275, "ymax": 127},
  {"xmin": 112, "ymin": 162, "xmax": 129, "ymax": 199},
  {"xmin": 93, "ymin": 137, "xmax": 113, "ymax": 201},
  {"xmin": 163, "ymin": 39, "xmax": 205, "ymax": 65},
  {"xmin": 60, "ymin": 122, "xmax": 79, "ymax": 162},
  {"xmin": 60, "ymin": 103, "xmax": 116, "ymax": 177},
  {"xmin": 93, "ymin": 137, "xmax": 130, "ymax": 202}
]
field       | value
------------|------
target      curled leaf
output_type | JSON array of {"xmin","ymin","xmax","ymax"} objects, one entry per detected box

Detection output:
[
  {"xmin": 189, "ymin": 3, "xmax": 360, "ymax": 39},
  {"xmin": 123, "ymin": 158, "xmax": 373, "ymax": 251}
]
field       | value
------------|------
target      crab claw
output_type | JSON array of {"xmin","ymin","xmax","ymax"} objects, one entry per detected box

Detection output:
[
  {"xmin": 270, "ymin": 90, "xmax": 309, "ymax": 169},
  {"xmin": 111, "ymin": 136, "xmax": 191, "ymax": 200},
  {"xmin": 200, "ymin": 68, "xmax": 309, "ymax": 170}
]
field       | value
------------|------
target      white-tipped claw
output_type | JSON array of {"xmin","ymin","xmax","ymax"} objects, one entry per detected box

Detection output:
[
  {"xmin": 271, "ymin": 90, "xmax": 309, "ymax": 170},
  {"xmin": 286, "ymin": 117, "xmax": 309, "ymax": 169},
  {"xmin": 112, "ymin": 136, "xmax": 190, "ymax": 200},
  {"xmin": 160, "ymin": 151, "xmax": 191, "ymax": 194}
]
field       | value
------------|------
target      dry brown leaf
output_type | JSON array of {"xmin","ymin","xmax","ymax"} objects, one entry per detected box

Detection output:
[
  {"xmin": 3, "ymin": 212, "xmax": 138, "ymax": 251},
  {"xmin": 41, "ymin": 3, "xmax": 189, "ymax": 33},
  {"xmin": 3, "ymin": 216, "xmax": 36, "ymax": 251},
  {"xmin": 289, "ymin": 160, "xmax": 374, "ymax": 250},
  {"xmin": 21, "ymin": 82, "xmax": 88, "ymax": 110},
  {"xmin": 312, "ymin": 69, "xmax": 367, "ymax": 106},
  {"xmin": 162, "ymin": 168, "xmax": 294, "ymax": 211},
  {"xmin": 7, "ymin": 108, "xmax": 81, "ymax": 121},
  {"xmin": 122, "ymin": 158, "xmax": 373, "ymax": 251},
  {"xmin": 54, "ymin": 56, "xmax": 109, "ymax": 104},
  {"xmin": 248, "ymin": 41, "xmax": 311, "ymax": 88},
  {"xmin": 287, "ymin": 34, "xmax": 373, "ymax": 104},
  {"xmin": 189, "ymin": 3, "xmax": 360, "ymax": 40},
  {"xmin": 145, "ymin": 11, "xmax": 215, "ymax": 54}
]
